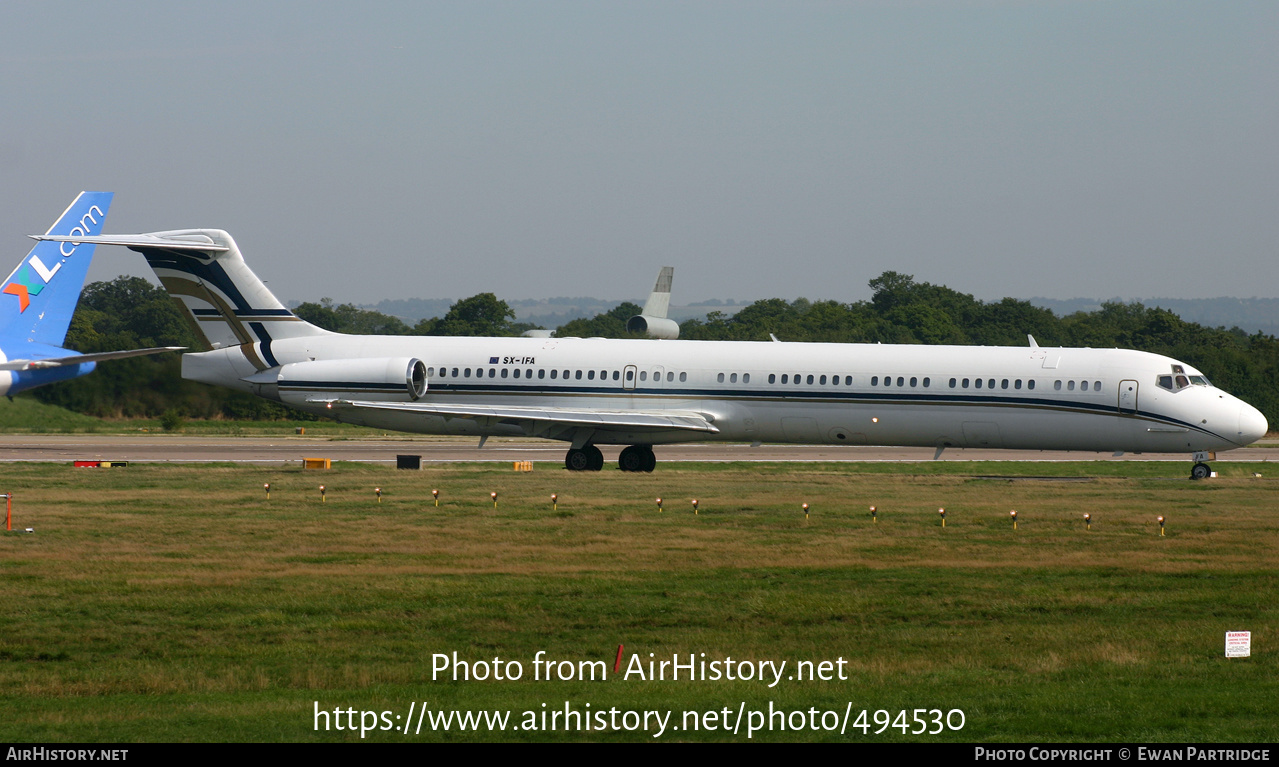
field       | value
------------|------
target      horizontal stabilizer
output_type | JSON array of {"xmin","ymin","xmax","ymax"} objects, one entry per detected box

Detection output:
[
  {"xmin": 0, "ymin": 346, "xmax": 184, "ymax": 371},
  {"xmin": 318, "ymin": 399, "xmax": 719, "ymax": 434},
  {"xmin": 30, "ymin": 233, "xmax": 229, "ymax": 252}
]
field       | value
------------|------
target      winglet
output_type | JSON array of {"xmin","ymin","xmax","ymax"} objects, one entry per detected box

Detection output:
[{"xmin": 1028, "ymin": 334, "xmax": 1039, "ymax": 348}]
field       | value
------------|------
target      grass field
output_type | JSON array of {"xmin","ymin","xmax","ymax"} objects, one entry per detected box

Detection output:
[{"xmin": 1, "ymin": 460, "xmax": 1275, "ymax": 742}]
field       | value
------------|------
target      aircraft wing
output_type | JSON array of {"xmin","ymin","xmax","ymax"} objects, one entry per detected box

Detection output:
[
  {"xmin": 0, "ymin": 347, "xmax": 185, "ymax": 371},
  {"xmin": 318, "ymin": 399, "xmax": 719, "ymax": 436}
]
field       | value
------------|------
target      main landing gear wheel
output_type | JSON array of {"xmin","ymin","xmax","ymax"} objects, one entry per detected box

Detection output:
[
  {"xmin": 565, "ymin": 445, "xmax": 604, "ymax": 472},
  {"xmin": 618, "ymin": 445, "xmax": 656, "ymax": 473},
  {"xmin": 1190, "ymin": 462, "xmax": 1212, "ymax": 481}
]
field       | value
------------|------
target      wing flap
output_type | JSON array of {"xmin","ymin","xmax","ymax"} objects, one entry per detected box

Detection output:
[{"xmin": 318, "ymin": 399, "xmax": 719, "ymax": 434}]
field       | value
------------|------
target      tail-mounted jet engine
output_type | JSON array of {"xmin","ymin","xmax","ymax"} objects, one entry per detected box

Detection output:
[{"xmin": 269, "ymin": 357, "xmax": 427, "ymax": 404}]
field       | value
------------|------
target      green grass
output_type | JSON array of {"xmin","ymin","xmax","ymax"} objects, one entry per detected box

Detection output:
[{"xmin": 0, "ymin": 461, "xmax": 1275, "ymax": 742}]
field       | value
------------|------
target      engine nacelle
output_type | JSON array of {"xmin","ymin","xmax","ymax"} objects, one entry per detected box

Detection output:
[
  {"xmin": 274, "ymin": 357, "xmax": 427, "ymax": 404},
  {"xmin": 626, "ymin": 315, "xmax": 680, "ymax": 339}
]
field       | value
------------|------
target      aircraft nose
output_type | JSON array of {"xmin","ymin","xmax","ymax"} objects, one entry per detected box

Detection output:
[{"xmin": 1237, "ymin": 403, "xmax": 1268, "ymax": 446}]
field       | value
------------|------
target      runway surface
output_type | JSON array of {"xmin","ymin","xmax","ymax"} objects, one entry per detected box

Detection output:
[{"xmin": 0, "ymin": 435, "xmax": 1275, "ymax": 465}]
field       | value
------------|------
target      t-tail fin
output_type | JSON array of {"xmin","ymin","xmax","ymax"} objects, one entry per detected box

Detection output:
[
  {"xmin": 31, "ymin": 229, "xmax": 333, "ymax": 357},
  {"xmin": 1, "ymin": 192, "xmax": 112, "ymax": 345}
]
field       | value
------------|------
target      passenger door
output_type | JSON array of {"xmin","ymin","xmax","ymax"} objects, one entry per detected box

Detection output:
[{"xmin": 1118, "ymin": 380, "xmax": 1138, "ymax": 413}]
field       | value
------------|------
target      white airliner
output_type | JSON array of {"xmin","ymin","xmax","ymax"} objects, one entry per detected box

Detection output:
[{"xmin": 39, "ymin": 229, "xmax": 1268, "ymax": 477}]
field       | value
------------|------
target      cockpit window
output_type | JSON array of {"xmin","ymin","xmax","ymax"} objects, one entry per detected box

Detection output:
[{"xmin": 1157, "ymin": 366, "xmax": 1208, "ymax": 392}]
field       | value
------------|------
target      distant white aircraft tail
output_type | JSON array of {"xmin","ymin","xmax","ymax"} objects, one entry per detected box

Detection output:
[
  {"xmin": 33, "ymin": 229, "xmax": 332, "ymax": 364},
  {"xmin": 640, "ymin": 266, "xmax": 674, "ymax": 319},
  {"xmin": 626, "ymin": 266, "xmax": 679, "ymax": 339}
]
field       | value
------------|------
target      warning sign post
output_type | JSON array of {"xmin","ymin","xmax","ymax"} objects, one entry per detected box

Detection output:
[{"xmin": 1225, "ymin": 631, "xmax": 1251, "ymax": 658}]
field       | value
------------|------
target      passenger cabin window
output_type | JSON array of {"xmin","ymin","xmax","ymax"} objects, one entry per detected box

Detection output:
[
  {"xmin": 769, "ymin": 374, "xmax": 777, "ymax": 384},
  {"xmin": 679, "ymin": 372, "xmax": 687, "ymax": 382}
]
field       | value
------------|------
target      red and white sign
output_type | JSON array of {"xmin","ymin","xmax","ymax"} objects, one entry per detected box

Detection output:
[{"xmin": 1225, "ymin": 631, "xmax": 1251, "ymax": 658}]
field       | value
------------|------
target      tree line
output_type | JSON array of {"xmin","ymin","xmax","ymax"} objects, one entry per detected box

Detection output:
[{"xmin": 29, "ymin": 272, "xmax": 1279, "ymax": 426}]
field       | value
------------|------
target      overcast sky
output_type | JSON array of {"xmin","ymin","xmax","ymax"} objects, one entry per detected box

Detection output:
[{"xmin": 2, "ymin": 1, "xmax": 1276, "ymax": 306}]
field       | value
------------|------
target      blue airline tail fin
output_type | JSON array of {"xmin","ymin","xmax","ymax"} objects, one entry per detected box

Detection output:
[{"xmin": 0, "ymin": 192, "xmax": 113, "ymax": 346}]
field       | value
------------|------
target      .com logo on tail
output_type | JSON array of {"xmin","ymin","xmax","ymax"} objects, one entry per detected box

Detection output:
[
  {"xmin": 2, "ymin": 253, "xmax": 68, "ymax": 312},
  {"xmin": 2, "ymin": 193, "xmax": 111, "ymax": 314}
]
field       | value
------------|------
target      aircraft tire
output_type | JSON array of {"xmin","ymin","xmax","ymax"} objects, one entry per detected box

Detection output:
[
  {"xmin": 618, "ymin": 445, "xmax": 649, "ymax": 472},
  {"xmin": 641, "ymin": 448, "xmax": 656, "ymax": 473},
  {"xmin": 566, "ymin": 448, "xmax": 594, "ymax": 472},
  {"xmin": 1190, "ymin": 462, "xmax": 1211, "ymax": 481},
  {"xmin": 585, "ymin": 444, "xmax": 604, "ymax": 471}
]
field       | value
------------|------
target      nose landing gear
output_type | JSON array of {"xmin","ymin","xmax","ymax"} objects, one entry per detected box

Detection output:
[{"xmin": 1189, "ymin": 451, "xmax": 1215, "ymax": 481}]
